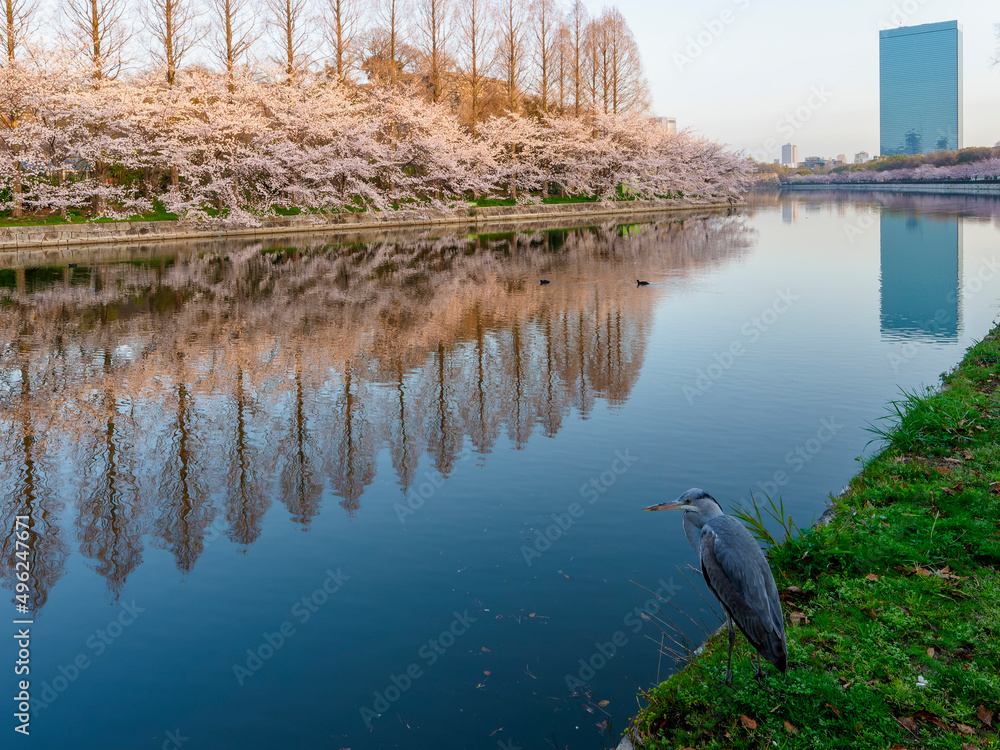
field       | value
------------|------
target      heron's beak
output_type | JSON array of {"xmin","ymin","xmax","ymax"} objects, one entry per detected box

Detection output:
[{"xmin": 643, "ymin": 502, "xmax": 692, "ymax": 511}]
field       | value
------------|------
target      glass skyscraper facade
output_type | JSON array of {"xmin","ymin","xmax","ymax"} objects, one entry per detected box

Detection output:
[{"xmin": 879, "ymin": 21, "xmax": 963, "ymax": 156}]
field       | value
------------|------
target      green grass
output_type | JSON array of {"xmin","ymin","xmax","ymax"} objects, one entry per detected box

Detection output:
[{"xmin": 626, "ymin": 324, "xmax": 1000, "ymax": 750}]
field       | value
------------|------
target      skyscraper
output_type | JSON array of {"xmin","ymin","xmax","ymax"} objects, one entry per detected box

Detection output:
[
  {"xmin": 879, "ymin": 21, "xmax": 963, "ymax": 156},
  {"xmin": 780, "ymin": 143, "xmax": 798, "ymax": 167}
]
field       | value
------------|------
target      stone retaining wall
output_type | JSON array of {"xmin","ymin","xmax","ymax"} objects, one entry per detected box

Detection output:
[{"xmin": 0, "ymin": 198, "xmax": 740, "ymax": 253}]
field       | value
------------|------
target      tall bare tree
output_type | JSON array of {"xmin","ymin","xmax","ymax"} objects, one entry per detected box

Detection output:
[
  {"xmin": 367, "ymin": 0, "xmax": 407, "ymax": 84},
  {"xmin": 64, "ymin": 0, "xmax": 133, "ymax": 80},
  {"xmin": 209, "ymin": 0, "xmax": 254, "ymax": 90},
  {"xmin": 266, "ymin": 0, "xmax": 312, "ymax": 84},
  {"xmin": 147, "ymin": 0, "xmax": 202, "ymax": 85},
  {"xmin": 587, "ymin": 8, "xmax": 647, "ymax": 114},
  {"xmin": 3, "ymin": 0, "xmax": 35, "ymax": 63},
  {"xmin": 565, "ymin": 0, "xmax": 586, "ymax": 115},
  {"xmin": 414, "ymin": 0, "xmax": 449, "ymax": 103},
  {"xmin": 456, "ymin": 0, "xmax": 491, "ymax": 134},
  {"xmin": 530, "ymin": 0, "xmax": 557, "ymax": 112},
  {"xmin": 495, "ymin": 0, "xmax": 527, "ymax": 112},
  {"xmin": 554, "ymin": 18, "xmax": 569, "ymax": 112},
  {"xmin": 322, "ymin": 0, "xmax": 363, "ymax": 82}
]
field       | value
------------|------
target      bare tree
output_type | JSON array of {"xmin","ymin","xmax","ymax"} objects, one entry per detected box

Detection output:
[
  {"xmin": 413, "ymin": 0, "xmax": 450, "ymax": 103},
  {"xmin": 368, "ymin": 0, "xmax": 407, "ymax": 84},
  {"xmin": 554, "ymin": 17, "xmax": 569, "ymax": 112},
  {"xmin": 146, "ymin": 0, "xmax": 203, "ymax": 85},
  {"xmin": 266, "ymin": 0, "xmax": 312, "ymax": 84},
  {"xmin": 209, "ymin": 0, "xmax": 254, "ymax": 90},
  {"xmin": 530, "ymin": 0, "xmax": 557, "ymax": 112},
  {"xmin": 63, "ymin": 0, "xmax": 133, "ymax": 80},
  {"xmin": 322, "ymin": 0, "xmax": 363, "ymax": 82},
  {"xmin": 3, "ymin": 0, "xmax": 36, "ymax": 63},
  {"xmin": 565, "ymin": 0, "xmax": 586, "ymax": 115},
  {"xmin": 456, "ymin": 0, "xmax": 491, "ymax": 134},
  {"xmin": 495, "ymin": 0, "xmax": 527, "ymax": 112},
  {"xmin": 588, "ymin": 8, "xmax": 647, "ymax": 114}
]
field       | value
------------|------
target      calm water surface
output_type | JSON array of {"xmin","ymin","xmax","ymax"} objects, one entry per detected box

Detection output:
[{"xmin": 2, "ymin": 193, "xmax": 1000, "ymax": 749}]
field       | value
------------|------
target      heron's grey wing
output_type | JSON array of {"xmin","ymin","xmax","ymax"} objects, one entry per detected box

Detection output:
[{"xmin": 701, "ymin": 517, "xmax": 787, "ymax": 670}]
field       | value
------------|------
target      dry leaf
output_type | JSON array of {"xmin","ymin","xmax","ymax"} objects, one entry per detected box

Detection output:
[
  {"xmin": 598, "ymin": 700, "xmax": 610, "ymax": 707},
  {"xmin": 927, "ymin": 647, "xmax": 935, "ymax": 657},
  {"xmin": 963, "ymin": 744, "xmax": 980, "ymax": 750},
  {"xmin": 826, "ymin": 702, "xmax": 842, "ymax": 719},
  {"xmin": 482, "ymin": 647, "xmax": 491, "ymax": 652},
  {"xmin": 956, "ymin": 723, "xmax": 975, "ymax": 736},
  {"xmin": 740, "ymin": 714, "xmax": 757, "ymax": 730},
  {"xmin": 783, "ymin": 720, "xmax": 799, "ymax": 735},
  {"xmin": 596, "ymin": 720, "xmax": 608, "ymax": 730},
  {"xmin": 914, "ymin": 567, "xmax": 933, "ymax": 577},
  {"xmin": 785, "ymin": 586, "xmax": 804, "ymax": 594},
  {"xmin": 976, "ymin": 705, "xmax": 993, "ymax": 726},
  {"xmin": 888, "ymin": 745, "xmax": 908, "ymax": 750},
  {"xmin": 866, "ymin": 574, "xmax": 879, "ymax": 581},
  {"xmin": 990, "ymin": 482, "xmax": 1000, "ymax": 495},
  {"xmin": 483, "ymin": 670, "xmax": 491, "ymax": 676},
  {"xmin": 528, "ymin": 613, "xmax": 536, "ymax": 618},
  {"xmin": 790, "ymin": 611, "xmax": 810, "ymax": 625},
  {"xmin": 897, "ymin": 716, "xmax": 918, "ymax": 732}
]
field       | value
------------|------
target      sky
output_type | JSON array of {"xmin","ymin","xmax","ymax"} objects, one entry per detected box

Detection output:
[{"xmin": 606, "ymin": 0, "xmax": 1000, "ymax": 159}]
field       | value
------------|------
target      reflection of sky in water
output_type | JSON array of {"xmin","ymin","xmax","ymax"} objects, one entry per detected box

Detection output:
[
  {"xmin": 1, "ymin": 197, "xmax": 1000, "ymax": 750},
  {"xmin": 880, "ymin": 212, "xmax": 960, "ymax": 341}
]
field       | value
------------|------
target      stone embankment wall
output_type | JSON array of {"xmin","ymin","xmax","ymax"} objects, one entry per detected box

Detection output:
[
  {"xmin": 0, "ymin": 198, "xmax": 740, "ymax": 253},
  {"xmin": 780, "ymin": 181, "xmax": 1000, "ymax": 196}
]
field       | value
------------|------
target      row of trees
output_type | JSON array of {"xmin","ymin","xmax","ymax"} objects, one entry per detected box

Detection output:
[
  {"xmin": 3, "ymin": 0, "xmax": 648, "ymax": 123},
  {"xmin": 0, "ymin": 70, "xmax": 750, "ymax": 224},
  {"xmin": 785, "ymin": 158, "xmax": 1000, "ymax": 185}
]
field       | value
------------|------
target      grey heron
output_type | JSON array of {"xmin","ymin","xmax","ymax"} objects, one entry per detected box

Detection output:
[{"xmin": 645, "ymin": 488, "xmax": 787, "ymax": 683}]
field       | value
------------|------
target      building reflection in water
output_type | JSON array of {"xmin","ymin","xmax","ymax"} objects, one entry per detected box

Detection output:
[
  {"xmin": 0, "ymin": 214, "xmax": 752, "ymax": 606},
  {"xmin": 879, "ymin": 211, "xmax": 962, "ymax": 342}
]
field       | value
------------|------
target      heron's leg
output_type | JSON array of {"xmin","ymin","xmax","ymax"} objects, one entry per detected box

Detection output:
[
  {"xmin": 725, "ymin": 615, "xmax": 735, "ymax": 685},
  {"xmin": 754, "ymin": 651, "xmax": 763, "ymax": 685}
]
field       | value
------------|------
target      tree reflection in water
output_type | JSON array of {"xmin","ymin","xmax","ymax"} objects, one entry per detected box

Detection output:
[{"xmin": 0, "ymin": 213, "xmax": 753, "ymax": 606}]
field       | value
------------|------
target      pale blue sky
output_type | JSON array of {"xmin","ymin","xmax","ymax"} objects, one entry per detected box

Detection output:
[{"xmin": 608, "ymin": 0, "xmax": 1000, "ymax": 159}]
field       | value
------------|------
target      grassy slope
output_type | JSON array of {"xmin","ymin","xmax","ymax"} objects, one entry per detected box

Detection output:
[{"xmin": 627, "ymin": 326, "xmax": 1000, "ymax": 749}]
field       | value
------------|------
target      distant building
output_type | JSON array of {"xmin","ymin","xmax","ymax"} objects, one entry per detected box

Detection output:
[
  {"xmin": 879, "ymin": 21, "xmax": 963, "ymax": 156},
  {"xmin": 835, "ymin": 154, "xmax": 847, "ymax": 166},
  {"xmin": 780, "ymin": 143, "xmax": 798, "ymax": 167},
  {"xmin": 655, "ymin": 117, "xmax": 677, "ymax": 134},
  {"xmin": 803, "ymin": 156, "xmax": 826, "ymax": 170},
  {"xmin": 855, "ymin": 151, "xmax": 871, "ymax": 164}
]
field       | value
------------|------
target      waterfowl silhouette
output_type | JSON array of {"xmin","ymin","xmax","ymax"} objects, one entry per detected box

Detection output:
[
  {"xmin": 636, "ymin": 280, "xmax": 650, "ymax": 286},
  {"xmin": 539, "ymin": 280, "xmax": 551, "ymax": 285}
]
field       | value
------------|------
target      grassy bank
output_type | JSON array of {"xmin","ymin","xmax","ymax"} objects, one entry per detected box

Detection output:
[{"xmin": 626, "ymin": 325, "xmax": 1000, "ymax": 749}]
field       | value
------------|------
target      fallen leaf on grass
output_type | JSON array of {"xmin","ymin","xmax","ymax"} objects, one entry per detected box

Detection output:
[
  {"xmin": 790, "ymin": 611, "xmax": 810, "ymax": 625},
  {"xmin": 914, "ymin": 567, "xmax": 933, "ymax": 577},
  {"xmin": 826, "ymin": 702, "xmax": 842, "ymax": 719},
  {"xmin": 927, "ymin": 647, "xmax": 935, "ymax": 657},
  {"xmin": 783, "ymin": 721, "xmax": 798, "ymax": 735},
  {"xmin": 866, "ymin": 574, "xmax": 879, "ymax": 581},
  {"xmin": 956, "ymin": 723, "xmax": 975, "ymax": 736},
  {"xmin": 897, "ymin": 716, "xmax": 918, "ymax": 733},
  {"xmin": 963, "ymin": 744, "xmax": 979, "ymax": 750},
  {"xmin": 990, "ymin": 482, "xmax": 1000, "ymax": 495},
  {"xmin": 976, "ymin": 705, "xmax": 993, "ymax": 726},
  {"xmin": 888, "ymin": 745, "xmax": 909, "ymax": 750},
  {"xmin": 740, "ymin": 714, "xmax": 757, "ymax": 730}
]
